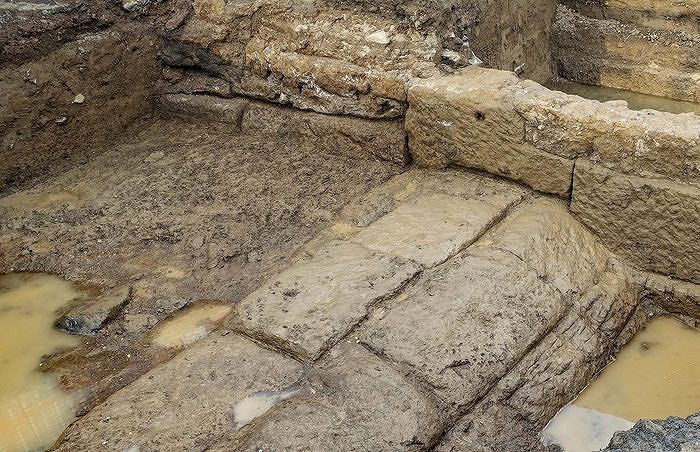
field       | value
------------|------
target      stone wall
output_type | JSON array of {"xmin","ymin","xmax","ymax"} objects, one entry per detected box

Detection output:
[
  {"xmin": 158, "ymin": 0, "xmax": 557, "ymax": 118},
  {"xmin": 405, "ymin": 67, "xmax": 700, "ymax": 284},
  {"xmin": 551, "ymin": 4, "xmax": 700, "ymax": 102}
]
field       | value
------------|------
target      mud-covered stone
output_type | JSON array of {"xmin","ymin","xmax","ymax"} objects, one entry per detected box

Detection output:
[
  {"xmin": 159, "ymin": 93, "xmax": 248, "ymax": 127},
  {"xmin": 436, "ymin": 260, "xmax": 637, "ymax": 451},
  {"xmin": 406, "ymin": 69, "xmax": 574, "ymax": 196},
  {"xmin": 571, "ymin": 160, "xmax": 700, "ymax": 284},
  {"xmin": 55, "ymin": 334, "xmax": 304, "ymax": 451},
  {"xmin": 602, "ymin": 412, "xmax": 700, "ymax": 452},
  {"xmin": 359, "ymin": 199, "xmax": 613, "ymax": 413},
  {"xmin": 229, "ymin": 240, "xmax": 421, "ymax": 361},
  {"xmin": 352, "ymin": 194, "xmax": 504, "ymax": 267},
  {"xmin": 636, "ymin": 271, "xmax": 700, "ymax": 319},
  {"xmin": 55, "ymin": 286, "xmax": 131, "ymax": 335},
  {"xmin": 211, "ymin": 342, "xmax": 443, "ymax": 451},
  {"xmin": 241, "ymin": 101, "xmax": 408, "ymax": 165}
]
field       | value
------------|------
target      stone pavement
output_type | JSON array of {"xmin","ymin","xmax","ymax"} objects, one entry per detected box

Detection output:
[{"xmin": 55, "ymin": 169, "xmax": 640, "ymax": 451}]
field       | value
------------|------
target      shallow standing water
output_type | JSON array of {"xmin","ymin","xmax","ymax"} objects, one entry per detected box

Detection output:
[
  {"xmin": 542, "ymin": 316, "xmax": 700, "ymax": 451},
  {"xmin": 546, "ymin": 79, "xmax": 700, "ymax": 116},
  {"xmin": 0, "ymin": 273, "xmax": 88, "ymax": 452}
]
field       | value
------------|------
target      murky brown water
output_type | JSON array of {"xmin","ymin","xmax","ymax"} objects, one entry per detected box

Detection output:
[
  {"xmin": 546, "ymin": 79, "xmax": 700, "ymax": 116},
  {"xmin": 148, "ymin": 301, "xmax": 232, "ymax": 348},
  {"xmin": 542, "ymin": 316, "xmax": 700, "ymax": 451},
  {"xmin": 0, "ymin": 273, "xmax": 86, "ymax": 452}
]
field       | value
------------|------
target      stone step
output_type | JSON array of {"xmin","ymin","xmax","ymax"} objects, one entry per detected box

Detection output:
[{"xmin": 552, "ymin": 6, "xmax": 700, "ymax": 102}]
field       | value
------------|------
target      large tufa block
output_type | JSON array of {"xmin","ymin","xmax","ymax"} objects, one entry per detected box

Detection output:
[
  {"xmin": 571, "ymin": 160, "xmax": 700, "ymax": 285},
  {"xmin": 406, "ymin": 68, "xmax": 574, "ymax": 197}
]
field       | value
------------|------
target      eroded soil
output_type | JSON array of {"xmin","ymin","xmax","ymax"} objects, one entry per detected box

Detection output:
[{"xmin": 0, "ymin": 116, "xmax": 402, "ymax": 408}]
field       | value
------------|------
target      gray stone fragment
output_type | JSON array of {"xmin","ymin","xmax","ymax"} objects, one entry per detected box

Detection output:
[
  {"xmin": 55, "ymin": 286, "xmax": 131, "ymax": 335},
  {"xmin": 603, "ymin": 413, "xmax": 700, "ymax": 452}
]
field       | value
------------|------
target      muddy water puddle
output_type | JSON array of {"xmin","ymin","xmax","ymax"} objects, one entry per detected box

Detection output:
[
  {"xmin": 546, "ymin": 79, "xmax": 700, "ymax": 116},
  {"xmin": 148, "ymin": 301, "xmax": 232, "ymax": 348},
  {"xmin": 0, "ymin": 273, "xmax": 89, "ymax": 452},
  {"xmin": 542, "ymin": 316, "xmax": 700, "ymax": 451}
]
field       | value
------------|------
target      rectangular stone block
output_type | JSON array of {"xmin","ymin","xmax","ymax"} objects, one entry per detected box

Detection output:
[
  {"xmin": 571, "ymin": 160, "xmax": 700, "ymax": 284},
  {"xmin": 56, "ymin": 334, "xmax": 304, "ymax": 451},
  {"xmin": 229, "ymin": 240, "xmax": 421, "ymax": 361},
  {"xmin": 406, "ymin": 69, "xmax": 574, "ymax": 197},
  {"xmin": 210, "ymin": 342, "xmax": 444, "ymax": 451},
  {"xmin": 352, "ymin": 194, "xmax": 504, "ymax": 268}
]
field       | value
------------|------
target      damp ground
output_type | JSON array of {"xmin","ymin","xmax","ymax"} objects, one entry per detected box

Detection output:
[
  {"xmin": 0, "ymin": 117, "xmax": 402, "ymax": 450},
  {"xmin": 542, "ymin": 315, "xmax": 700, "ymax": 452}
]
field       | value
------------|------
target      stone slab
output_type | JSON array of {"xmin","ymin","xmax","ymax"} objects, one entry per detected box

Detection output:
[
  {"xmin": 210, "ymin": 342, "xmax": 443, "ymax": 451},
  {"xmin": 352, "ymin": 194, "xmax": 504, "ymax": 268},
  {"xmin": 571, "ymin": 160, "xmax": 700, "ymax": 284},
  {"xmin": 229, "ymin": 240, "xmax": 421, "ymax": 361},
  {"xmin": 55, "ymin": 334, "xmax": 304, "ymax": 451},
  {"xmin": 437, "ymin": 263, "xmax": 638, "ymax": 451},
  {"xmin": 359, "ymin": 199, "xmax": 614, "ymax": 413},
  {"xmin": 406, "ymin": 69, "xmax": 574, "ymax": 197}
]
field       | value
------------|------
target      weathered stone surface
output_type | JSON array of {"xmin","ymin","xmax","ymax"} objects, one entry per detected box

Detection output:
[
  {"xmin": 515, "ymin": 80, "xmax": 700, "ymax": 187},
  {"xmin": 159, "ymin": 93, "xmax": 247, "ymax": 127},
  {"xmin": 571, "ymin": 160, "xmax": 700, "ymax": 284},
  {"xmin": 55, "ymin": 333, "xmax": 304, "ymax": 451},
  {"xmin": 211, "ymin": 342, "xmax": 443, "ymax": 451},
  {"xmin": 229, "ymin": 240, "xmax": 421, "ymax": 361},
  {"xmin": 352, "ymin": 194, "xmax": 504, "ymax": 267},
  {"xmin": 338, "ymin": 168, "xmax": 528, "ymax": 229},
  {"xmin": 241, "ymin": 101, "xmax": 409, "ymax": 165},
  {"xmin": 406, "ymin": 69, "xmax": 574, "ymax": 196},
  {"xmin": 603, "ymin": 413, "xmax": 700, "ymax": 452},
  {"xmin": 360, "ymin": 199, "xmax": 611, "ymax": 413},
  {"xmin": 636, "ymin": 270, "xmax": 700, "ymax": 319},
  {"xmin": 159, "ymin": 0, "xmax": 558, "ymax": 116},
  {"xmin": 55, "ymin": 286, "xmax": 131, "ymax": 335},
  {"xmin": 159, "ymin": 93, "xmax": 408, "ymax": 164},
  {"xmin": 552, "ymin": 6, "xmax": 700, "ymax": 102},
  {"xmin": 436, "ymin": 260, "xmax": 638, "ymax": 451}
]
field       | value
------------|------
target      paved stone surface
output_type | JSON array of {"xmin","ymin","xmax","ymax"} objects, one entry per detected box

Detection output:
[
  {"xmin": 210, "ymin": 342, "xmax": 444, "ymax": 451},
  {"xmin": 229, "ymin": 240, "xmax": 421, "ymax": 361},
  {"xmin": 56, "ymin": 334, "xmax": 304, "ymax": 451},
  {"xmin": 359, "ymin": 199, "xmax": 613, "ymax": 413},
  {"xmin": 572, "ymin": 160, "xmax": 700, "ymax": 284},
  {"xmin": 437, "ymin": 260, "xmax": 638, "ymax": 451},
  {"xmin": 352, "ymin": 194, "xmax": 504, "ymax": 267}
]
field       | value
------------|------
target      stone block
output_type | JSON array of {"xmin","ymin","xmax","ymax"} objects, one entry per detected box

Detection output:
[{"xmin": 229, "ymin": 240, "xmax": 421, "ymax": 361}]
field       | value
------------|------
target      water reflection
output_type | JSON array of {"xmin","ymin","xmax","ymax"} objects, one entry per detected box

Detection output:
[
  {"xmin": 542, "ymin": 316, "xmax": 700, "ymax": 451},
  {"xmin": 0, "ymin": 273, "xmax": 87, "ymax": 451}
]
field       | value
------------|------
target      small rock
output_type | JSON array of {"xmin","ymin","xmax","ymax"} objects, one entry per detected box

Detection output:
[
  {"xmin": 55, "ymin": 116, "xmax": 68, "ymax": 125},
  {"xmin": 366, "ymin": 30, "xmax": 391, "ymax": 45},
  {"xmin": 122, "ymin": 0, "xmax": 150, "ymax": 12},
  {"xmin": 73, "ymin": 94, "xmax": 85, "ymax": 104},
  {"xmin": 56, "ymin": 286, "xmax": 131, "ymax": 335}
]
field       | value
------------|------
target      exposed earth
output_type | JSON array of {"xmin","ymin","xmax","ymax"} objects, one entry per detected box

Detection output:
[{"xmin": 0, "ymin": 0, "xmax": 699, "ymax": 451}]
